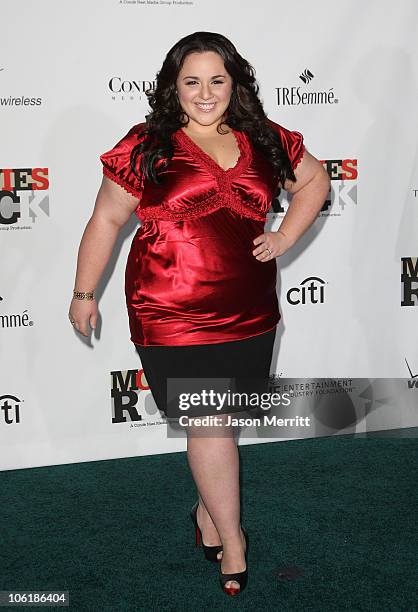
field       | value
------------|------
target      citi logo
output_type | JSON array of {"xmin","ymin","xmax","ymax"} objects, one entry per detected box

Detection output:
[
  {"xmin": 401, "ymin": 257, "xmax": 418, "ymax": 306},
  {"xmin": 405, "ymin": 358, "xmax": 418, "ymax": 389},
  {"xmin": 0, "ymin": 308, "xmax": 34, "ymax": 329},
  {"xmin": 299, "ymin": 68, "xmax": 314, "ymax": 84},
  {"xmin": 111, "ymin": 368, "xmax": 149, "ymax": 423},
  {"xmin": 287, "ymin": 276, "xmax": 326, "ymax": 305},
  {"xmin": 0, "ymin": 394, "xmax": 22, "ymax": 425}
]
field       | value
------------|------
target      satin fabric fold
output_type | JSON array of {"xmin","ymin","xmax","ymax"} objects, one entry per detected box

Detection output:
[
  {"xmin": 100, "ymin": 119, "xmax": 305, "ymax": 346},
  {"xmin": 125, "ymin": 208, "xmax": 280, "ymax": 345}
]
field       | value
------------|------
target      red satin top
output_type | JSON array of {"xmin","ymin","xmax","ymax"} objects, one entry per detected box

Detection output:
[{"xmin": 100, "ymin": 119, "xmax": 305, "ymax": 346}]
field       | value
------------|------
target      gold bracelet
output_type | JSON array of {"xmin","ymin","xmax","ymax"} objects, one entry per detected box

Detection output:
[{"xmin": 73, "ymin": 290, "xmax": 95, "ymax": 300}]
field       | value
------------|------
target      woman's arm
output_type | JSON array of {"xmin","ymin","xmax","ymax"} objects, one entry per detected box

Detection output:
[
  {"xmin": 253, "ymin": 150, "xmax": 330, "ymax": 260},
  {"xmin": 277, "ymin": 149, "xmax": 330, "ymax": 249},
  {"xmin": 68, "ymin": 177, "xmax": 140, "ymax": 336}
]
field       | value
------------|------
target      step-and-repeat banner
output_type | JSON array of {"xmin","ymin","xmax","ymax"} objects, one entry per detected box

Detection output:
[{"xmin": 1, "ymin": 0, "xmax": 417, "ymax": 470}]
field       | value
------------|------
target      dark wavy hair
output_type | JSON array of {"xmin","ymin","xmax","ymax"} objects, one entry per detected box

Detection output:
[{"xmin": 130, "ymin": 31, "xmax": 297, "ymax": 195}]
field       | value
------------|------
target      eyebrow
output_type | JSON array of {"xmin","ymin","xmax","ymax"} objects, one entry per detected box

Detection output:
[{"xmin": 182, "ymin": 74, "xmax": 226, "ymax": 80}]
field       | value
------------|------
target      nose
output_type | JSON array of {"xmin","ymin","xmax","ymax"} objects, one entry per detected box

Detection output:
[{"xmin": 199, "ymin": 83, "xmax": 215, "ymax": 101}]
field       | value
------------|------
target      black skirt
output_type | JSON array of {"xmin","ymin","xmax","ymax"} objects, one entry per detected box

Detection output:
[{"xmin": 135, "ymin": 326, "xmax": 276, "ymax": 419}]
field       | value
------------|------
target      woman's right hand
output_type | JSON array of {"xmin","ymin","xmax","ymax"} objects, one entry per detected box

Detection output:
[{"xmin": 68, "ymin": 298, "xmax": 98, "ymax": 337}]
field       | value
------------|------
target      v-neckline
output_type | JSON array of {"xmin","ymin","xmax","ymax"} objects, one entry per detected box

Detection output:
[{"xmin": 175, "ymin": 126, "xmax": 251, "ymax": 179}]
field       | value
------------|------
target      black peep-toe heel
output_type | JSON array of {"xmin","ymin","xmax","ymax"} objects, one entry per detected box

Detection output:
[
  {"xmin": 219, "ymin": 526, "xmax": 248, "ymax": 596},
  {"xmin": 190, "ymin": 501, "xmax": 223, "ymax": 562}
]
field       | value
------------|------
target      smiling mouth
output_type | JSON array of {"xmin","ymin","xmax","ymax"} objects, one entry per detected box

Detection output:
[{"xmin": 195, "ymin": 102, "xmax": 216, "ymax": 111}]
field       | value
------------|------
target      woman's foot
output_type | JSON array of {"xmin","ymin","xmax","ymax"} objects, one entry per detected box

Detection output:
[
  {"xmin": 220, "ymin": 527, "xmax": 247, "ymax": 592},
  {"xmin": 196, "ymin": 502, "xmax": 223, "ymax": 560}
]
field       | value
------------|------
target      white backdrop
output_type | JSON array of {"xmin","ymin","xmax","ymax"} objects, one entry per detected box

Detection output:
[{"xmin": 1, "ymin": 0, "xmax": 417, "ymax": 471}]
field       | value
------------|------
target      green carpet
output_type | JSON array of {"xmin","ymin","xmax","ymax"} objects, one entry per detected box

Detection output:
[{"xmin": 1, "ymin": 433, "xmax": 417, "ymax": 611}]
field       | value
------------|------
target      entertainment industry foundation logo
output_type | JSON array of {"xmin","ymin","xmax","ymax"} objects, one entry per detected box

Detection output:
[
  {"xmin": 110, "ymin": 368, "xmax": 166, "ymax": 426},
  {"xmin": 286, "ymin": 276, "xmax": 327, "ymax": 306},
  {"xmin": 0, "ymin": 295, "xmax": 34, "ymax": 329},
  {"xmin": 0, "ymin": 168, "xmax": 50, "ymax": 230},
  {"xmin": 266, "ymin": 376, "xmax": 417, "ymax": 437},
  {"xmin": 0, "ymin": 394, "xmax": 22, "ymax": 425},
  {"xmin": 108, "ymin": 76, "xmax": 156, "ymax": 102},
  {"xmin": 401, "ymin": 257, "xmax": 418, "ymax": 306}
]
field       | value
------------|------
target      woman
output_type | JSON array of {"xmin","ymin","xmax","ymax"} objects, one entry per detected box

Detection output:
[{"xmin": 68, "ymin": 31, "xmax": 330, "ymax": 595}]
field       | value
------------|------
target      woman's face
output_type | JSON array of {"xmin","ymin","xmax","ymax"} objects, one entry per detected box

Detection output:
[{"xmin": 175, "ymin": 50, "xmax": 233, "ymax": 131}]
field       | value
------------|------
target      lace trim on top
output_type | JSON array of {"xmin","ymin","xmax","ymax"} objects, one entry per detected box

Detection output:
[
  {"xmin": 134, "ymin": 128, "xmax": 264, "ymax": 222},
  {"xmin": 174, "ymin": 127, "xmax": 253, "ymax": 180},
  {"xmin": 103, "ymin": 126, "xmax": 267, "ymax": 222},
  {"xmin": 102, "ymin": 165, "xmax": 143, "ymax": 200},
  {"xmin": 137, "ymin": 191, "xmax": 267, "ymax": 222}
]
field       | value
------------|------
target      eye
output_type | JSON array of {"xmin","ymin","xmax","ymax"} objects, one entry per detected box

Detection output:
[{"xmin": 185, "ymin": 80, "xmax": 225, "ymax": 86}]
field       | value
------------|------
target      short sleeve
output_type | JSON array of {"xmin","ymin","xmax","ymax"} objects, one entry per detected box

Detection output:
[
  {"xmin": 267, "ymin": 118, "xmax": 305, "ymax": 171},
  {"xmin": 99, "ymin": 122, "xmax": 148, "ymax": 200}
]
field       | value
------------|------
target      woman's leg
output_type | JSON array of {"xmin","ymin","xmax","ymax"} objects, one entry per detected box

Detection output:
[
  {"xmin": 137, "ymin": 329, "xmax": 276, "ymax": 592},
  {"xmin": 186, "ymin": 416, "xmax": 246, "ymax": 591},
  {"xmin": 136, "ymin": 344, "xmax": 240, "ymax": 570}
]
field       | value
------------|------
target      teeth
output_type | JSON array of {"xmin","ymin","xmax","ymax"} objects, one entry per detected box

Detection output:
[{"xmin": 196, "ymin": 103, "xmax": 215, "ymax": 109}]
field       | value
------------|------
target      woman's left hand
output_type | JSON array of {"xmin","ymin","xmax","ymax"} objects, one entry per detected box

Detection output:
[{"xmin": 252, "ymin": 230, "xmax": 293, "ymax": 262}]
